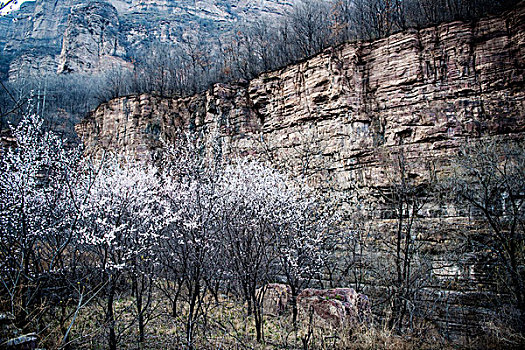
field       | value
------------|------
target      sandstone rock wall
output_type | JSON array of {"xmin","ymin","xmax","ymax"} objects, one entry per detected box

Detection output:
[
  {"xmin": 76, "ymin": 3, "xmax": 525, "ymax": 337},
  {"xmin": 78, "ymin": 2, "xmax": 525, "ymax": 189}
]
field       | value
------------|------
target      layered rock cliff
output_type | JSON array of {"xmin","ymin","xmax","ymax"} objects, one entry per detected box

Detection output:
[
  {"xmin": 78, "ymin": 2, "xmax": 525, "ymax": 187},
  {"xmin": 0, "ymin": 0, "xmax": 292, "ymax": 80},
  {"xmin": 77, "ymin": 2, "xmax": 525, "ymax": 335}
]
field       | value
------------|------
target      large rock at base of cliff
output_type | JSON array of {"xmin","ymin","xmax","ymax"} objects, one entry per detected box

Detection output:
[{"xmin": 297, "ymin": 288, "xmax": 371, "ymax": 329}]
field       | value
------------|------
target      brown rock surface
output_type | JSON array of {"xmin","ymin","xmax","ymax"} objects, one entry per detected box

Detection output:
[
  {"xmin": 297, "ymin": 288, "xmax": 371, "ymax": 329},
  {"xmin": 78, "ymin": 3, "xmax": 525, "ymax": 187}
]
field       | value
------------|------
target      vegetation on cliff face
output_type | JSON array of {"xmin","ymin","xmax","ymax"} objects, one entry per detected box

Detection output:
[{"xmin": 447, "ymin": 141, "xmax": 525, "ymax": 332}]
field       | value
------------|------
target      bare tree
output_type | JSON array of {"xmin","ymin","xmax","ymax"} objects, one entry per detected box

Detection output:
[
  {"xmin": 366, "ymin": 148, "xmax": 437, "ymax": 333},
  {"xmin": 288, "ymin": 0, "xmax": 334, "ymax": 58},
  {"xmin": 448, "ymin": 139, "xmax": 525, "ymax": 331},
  {"xmin": 158, "ymin": 140, "xmax": 224, "ymax": 349}
]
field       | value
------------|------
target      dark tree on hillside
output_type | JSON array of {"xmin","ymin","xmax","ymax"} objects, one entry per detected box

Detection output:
[{"xmin": 448, "ymin": 139, "xmax": 525, "ymax": 331}]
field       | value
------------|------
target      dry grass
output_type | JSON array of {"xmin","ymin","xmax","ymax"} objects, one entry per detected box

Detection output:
[
  {"xmin": 59, "ymin": 294, "xmax": 438, "ymax": 349},
  {"xmin": 24, "ymin": 291, "xmax": 524, "ymax": 349}
]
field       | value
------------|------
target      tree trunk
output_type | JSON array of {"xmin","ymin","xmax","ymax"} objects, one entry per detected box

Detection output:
[
  {"xmin": 291, "ymin": 285, "xmax": 298, "ymax": 328},
  {"xmin": 106, "ymin": 278, "xmax": 117, "ymax": 350},
  {"xmin": 171, "ymin": 281, "xmax": 182, "ymax": 318},
  {"xmin": 243, "ymin": 283, "xmax": 252, "ymax": 315},
  {"xmin": 254, "ymin": 301, "xmax": 263, "ymax": 343},
  {"xmin": 508, "ymin": 240, "xmax": 525, "ymax": 331},
  {"xmin": 133, "ymin": 277, "xmax": 145, "ymax": 349},
  {"xmin": 186, "ymin": 281, "xmax": 200, "ymax": 349},
  {"xmin": 172, "ymin": 299, "xmax": 178, "ymax": 318},
  {"xmin": 252, "ymin": 292, "xmax": 264, "ymax": 343}
]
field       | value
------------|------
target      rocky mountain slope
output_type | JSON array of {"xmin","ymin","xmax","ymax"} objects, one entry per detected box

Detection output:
[
  {"xmin": 77, "ymin": 1, "xmax": 525, "ymax": 335},
  {"xmin": 0, "ymin": 0, "xmax": 292, "ymax": 80}
]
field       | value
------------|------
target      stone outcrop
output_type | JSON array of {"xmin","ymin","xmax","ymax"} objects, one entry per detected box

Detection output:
[
  {"xmin": 0, "ymin": 0, "xmax": 84, "ymax": 79},
  {"xmin": 58, "ymin": 1, "xmax": 127, "ymax": 74},
  {"xmin": 297, "ymin": 288, "xmax": 371, "ymax": 329},
  {"xmin": 258, "ymin": 285, "xmax": 371, "ymax": 327}
]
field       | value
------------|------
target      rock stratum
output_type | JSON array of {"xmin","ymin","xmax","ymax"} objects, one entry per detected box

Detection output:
[
  {"xmin": 77, "ymin": 2, "xmax": 525, "ymax": 336},
  {"xmin": 78, "ymin": 2, "xmax": 525, "ymax": 186}
]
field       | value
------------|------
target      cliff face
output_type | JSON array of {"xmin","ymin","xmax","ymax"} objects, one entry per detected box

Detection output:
[
  {"xmin": 76, "ymin": 3, "xmax": 525, "ymax": 334},
  {"xmin": 0, "ymin": 0, "xmax": 292, "ymax": 79},
  {"xmin": 0, "ymin": 0, "xmax": 84, "ymax": 79},
  {"xmin": 58, "ymin": 1, "xmax": 127, "ymax": 74},
  {"xmin": 78, "ymin": 2, "xmax": 525, "ymax": 188}
]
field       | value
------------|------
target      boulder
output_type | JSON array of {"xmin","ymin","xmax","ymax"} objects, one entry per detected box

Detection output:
[{"xmin": 297, "ymin": 288, "xmax": 371, "ymax": 329}]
